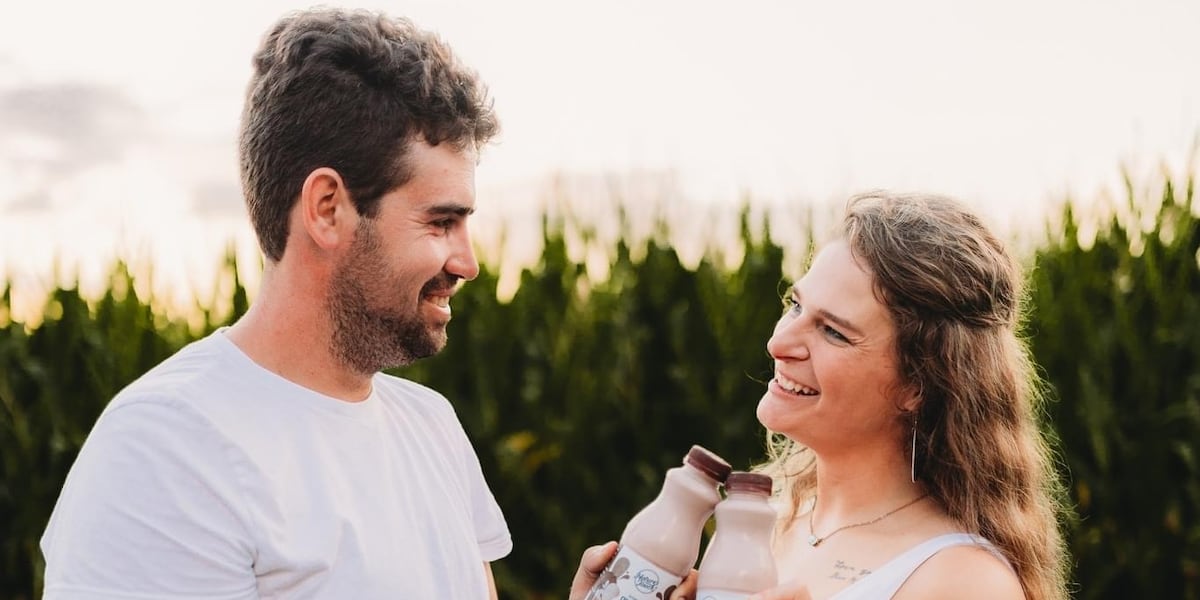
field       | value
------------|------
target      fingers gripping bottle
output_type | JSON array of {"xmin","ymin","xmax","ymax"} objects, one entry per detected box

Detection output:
[
  {"xmin": 586, "ymin": 445, "xmax": 732, "ymax": 600},
  {"xmin": 696, "ymin": 472, "xmax": 778, "ymax": 600}
]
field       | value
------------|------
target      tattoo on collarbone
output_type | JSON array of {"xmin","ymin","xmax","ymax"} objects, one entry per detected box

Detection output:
[{"xmin": 830, "ymin": 559, "xmax": 872, "ymax": 583}]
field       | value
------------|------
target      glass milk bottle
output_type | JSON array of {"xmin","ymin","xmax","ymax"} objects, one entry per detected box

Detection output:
[
  {"xmin": 696, "ymin": 472, "xmax": 777, "ymax": 600},
  {"xmin": 585, "ymin": 445, "xmax": 732, "ymax": 600}
]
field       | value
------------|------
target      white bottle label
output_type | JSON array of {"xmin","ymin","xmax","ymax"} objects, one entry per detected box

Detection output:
[
  {"xmin": 585, "ymin": 545, "xmax": 684, "ymax": 600},
  {"xmin": 697, "ymin": 590, "xmax": 751, "ymax": 600}
]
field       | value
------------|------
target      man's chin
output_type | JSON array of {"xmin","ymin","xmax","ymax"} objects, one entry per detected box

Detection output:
[
  {"xmin": 399, "ymin": 327, "xmax": 448, "ymax": 362},
  {"xmin": 422, "ymin": 329, "xmax": 449, "ymax": 356}
]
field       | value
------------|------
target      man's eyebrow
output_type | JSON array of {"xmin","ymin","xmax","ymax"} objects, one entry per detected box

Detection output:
[{"xmin": 424, "ymin": 203, "xmax": 475, "ymax": 217}]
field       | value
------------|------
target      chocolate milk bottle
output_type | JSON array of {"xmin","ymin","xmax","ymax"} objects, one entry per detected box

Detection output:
[
  {"xmin": 586, "ymin": 445, "xmax": 732, "ymax": 600},
  {"xmin": 695, "ymin": 472, "xmax": 777, "ymax": 599}
]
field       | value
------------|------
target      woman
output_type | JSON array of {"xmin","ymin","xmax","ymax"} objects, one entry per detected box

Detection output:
[
  {"xmin": 751, "ymin": 191, "xmax": 1069, "ymax": 599},
  {"xmin": 572, "ymin": 191, "xmax": 1069, "ymax": 600}
]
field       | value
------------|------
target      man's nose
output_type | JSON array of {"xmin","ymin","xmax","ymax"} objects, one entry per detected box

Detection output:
[{"xmin": 447, "ymin": 224, "xmax": 480, "ymax": 281}]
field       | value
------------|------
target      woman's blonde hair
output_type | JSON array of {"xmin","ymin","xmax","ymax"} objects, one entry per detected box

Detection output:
[{"xmin": 758, "ymin": 191, "xmax": 1070, "ymax": 600}]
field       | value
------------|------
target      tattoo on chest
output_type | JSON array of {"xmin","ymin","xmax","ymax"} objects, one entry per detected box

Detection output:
[{"xmin": 830, "ymin": 559, "xmax": 872, "ymax": 583}]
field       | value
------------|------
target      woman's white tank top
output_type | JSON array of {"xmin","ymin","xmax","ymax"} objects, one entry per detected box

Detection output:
[{"xmin": 829, "ymin": 533, "xmax": 1010, "ymax": 599}]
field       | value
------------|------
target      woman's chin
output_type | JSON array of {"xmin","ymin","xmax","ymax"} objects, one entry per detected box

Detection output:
[{"xmin": 756, "ymin": 390, "xmax": 813, "ymax": 433}]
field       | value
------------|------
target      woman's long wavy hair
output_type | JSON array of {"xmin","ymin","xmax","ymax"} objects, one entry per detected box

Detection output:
[{"xmin": 757, "ymin": 191, "xmax": 1070, "ymax": 600}]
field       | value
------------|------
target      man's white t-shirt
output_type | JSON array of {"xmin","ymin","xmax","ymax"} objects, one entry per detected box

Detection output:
[{"xmin": 41, "ymin": 330, "xmax": 512, "ymax": 599}]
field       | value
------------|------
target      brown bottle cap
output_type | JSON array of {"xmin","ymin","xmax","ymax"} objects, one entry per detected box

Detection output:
[
  {"xmin": 725, "ymin": 471, "xmax": 773, "ymax": 496},
  {"xmin": 685, "ymin": 445, "xmax": 733, "ymax": 483}
]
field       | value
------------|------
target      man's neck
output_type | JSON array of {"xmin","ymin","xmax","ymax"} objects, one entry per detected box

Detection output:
[{"xmin": 225, "ymin": 279, "xmax": 374, "ymax": 403}]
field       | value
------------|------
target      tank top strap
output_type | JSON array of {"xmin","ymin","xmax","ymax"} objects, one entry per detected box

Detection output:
[{"xmin": 830, "ymin": 533, "xmax": 1009, "ymax": 599}]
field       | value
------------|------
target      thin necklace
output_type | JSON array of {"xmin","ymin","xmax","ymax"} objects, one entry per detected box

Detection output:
[{"xmin": 807, "ymin": 494, "xmax": 928, "ymax": 547}]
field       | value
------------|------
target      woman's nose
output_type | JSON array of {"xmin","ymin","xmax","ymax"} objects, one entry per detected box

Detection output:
[{"xmin": 767, "ymin": 316, "xmax": 811, "ymax": 360}]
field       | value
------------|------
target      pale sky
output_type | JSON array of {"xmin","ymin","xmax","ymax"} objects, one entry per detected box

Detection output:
[{"xmin": 1, "ymin": 0, "xmax": 1197, "ymax": 320}]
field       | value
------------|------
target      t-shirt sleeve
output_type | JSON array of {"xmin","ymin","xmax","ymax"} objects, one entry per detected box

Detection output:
[
  {"xmin": 40, "ymin": 396, "xmax": 258, "ymax": 600},
  {"xmin": 439, "ymin": 403, "xmax": 512, "ymax": 562},
  {"xmin": 465, "ymin": 446, "xmax": 513, "ymax": 562}
]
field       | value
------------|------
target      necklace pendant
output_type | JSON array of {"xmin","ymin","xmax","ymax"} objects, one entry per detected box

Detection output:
[{"xmin": 808, "ymin": 534, "xmax": 822, "ymax": 547}]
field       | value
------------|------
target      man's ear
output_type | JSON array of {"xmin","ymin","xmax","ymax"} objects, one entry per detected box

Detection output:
[{"xmin": 298, "ymin": 167, "xmax": 356, "ymax": 251}]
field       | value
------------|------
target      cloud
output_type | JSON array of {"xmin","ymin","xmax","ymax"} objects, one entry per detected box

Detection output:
[
  {"xmin": 0, "ymin": 54, "xmax": 19, "ymax": 86},
  {"xmin": 4, "ymin": 190, "xmax": 51, "ymax": 214},
  {"xmin": 0, "ymin": 82, "xmax": 153, "ymax": 213},
  {"xmin": 191, "ymin": 180, "xmax": 245, "ymax": 216},
  {"xmin": 0, "ymin": 82, "xmax": 148, "ymax": 178}
]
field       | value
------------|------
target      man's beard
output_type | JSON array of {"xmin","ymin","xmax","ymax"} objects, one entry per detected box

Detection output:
[{"xmin": 326, "ymin": 222, "xmax": 457, "ymax": 375}]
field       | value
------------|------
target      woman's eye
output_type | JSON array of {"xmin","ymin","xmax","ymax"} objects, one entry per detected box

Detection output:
[
  {"xmin": 821, "ymin": 325, "xmax": 848, "ymax": 343},
  {"xmin": 782, "ymin": 295, "xmax": 801, "ymax": 314}
]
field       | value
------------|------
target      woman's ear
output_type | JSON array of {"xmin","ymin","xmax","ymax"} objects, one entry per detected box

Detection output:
[{"xmin": 899, "ymin": 381, "xmax": 924, "ymax": 414}]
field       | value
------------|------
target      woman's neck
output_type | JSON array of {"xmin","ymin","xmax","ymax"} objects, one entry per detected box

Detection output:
[{"xmin": 809, "ymin": 443, "xmax": 925, "ymax": 526}]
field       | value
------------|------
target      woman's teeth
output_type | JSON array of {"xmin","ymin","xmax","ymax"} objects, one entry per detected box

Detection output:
[{"xmin": 776, "ymin": 374, "xmax": 818, "ymax": 396}]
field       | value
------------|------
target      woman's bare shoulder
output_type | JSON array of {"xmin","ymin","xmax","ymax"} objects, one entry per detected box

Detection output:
[{"xmin": 893, "ymin": 542, "xmax": 1024, "ymax": 600}]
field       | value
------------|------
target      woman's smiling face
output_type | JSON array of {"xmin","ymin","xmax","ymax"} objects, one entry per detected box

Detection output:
[{"xmin": 756, "ymin": 239, "xmax": 912, "ymax": 451}]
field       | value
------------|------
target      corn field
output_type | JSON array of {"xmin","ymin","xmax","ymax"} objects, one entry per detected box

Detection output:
[{"xmin": 1, "ymin": 175, "xmax": 1197, "ymax": 599}]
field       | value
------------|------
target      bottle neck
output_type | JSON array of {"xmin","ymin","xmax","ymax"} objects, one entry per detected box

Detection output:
[
  {"xmin": 621, "ymin": 464, "xmax": 724, "ymax": 575},
  {"xmin": 698, "ymin": 491, "xmax": 778, "ymax": 591},
  {"xmin": 662, "ymin": 465, "xmax": 724, "ymax": 516}
]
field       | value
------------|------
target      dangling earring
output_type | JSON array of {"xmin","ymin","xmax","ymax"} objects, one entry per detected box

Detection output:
[{"xmin": 910, "ymin": 416, "xmax": 918, "ymax": 484}]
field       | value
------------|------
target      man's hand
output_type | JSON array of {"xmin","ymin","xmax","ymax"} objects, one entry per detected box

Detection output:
[
  {"xmin": 568, "ymin": 541, "xmax": 699, "ymax": 600},
  {"xmin": 569, "ymin": 542, "xmax": 618, "ymax": 600}
]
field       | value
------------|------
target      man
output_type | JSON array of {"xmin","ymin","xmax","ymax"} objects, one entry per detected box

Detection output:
[{"xmin": 40, "ymin": 8, "xmax": 510, "ymax": 598}]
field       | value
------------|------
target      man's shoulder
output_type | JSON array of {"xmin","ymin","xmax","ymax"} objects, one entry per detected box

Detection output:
[
  {"xmin": 372, "ymin": 374, "xmax": 469, "ymax": 434},
  {"xmin": 111, "ymin": 333, "xmax": 230, "ymax": 409},
  {"xmin": 102, "ymin": 332, "xmax": 263, "ymax": 440},
  {"xmin": 77, "ymin": 335, "xmax": 248, "ymax": 476},
  {"xmin": 372, "ymin": 373, "xmax": 452, "ymax": 408}
]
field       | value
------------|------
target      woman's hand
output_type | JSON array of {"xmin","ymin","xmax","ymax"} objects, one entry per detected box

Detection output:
[
  {"xmin": 567, "ymin": 542, "xmax": 698, "ymax": 600},
  {"xmin": 747, "ymin": 580, "xmax": 813, "ymax": 600},
  {"xmin": 669, "ymin": 569, "xmax": 698, "ymax": 600}
]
